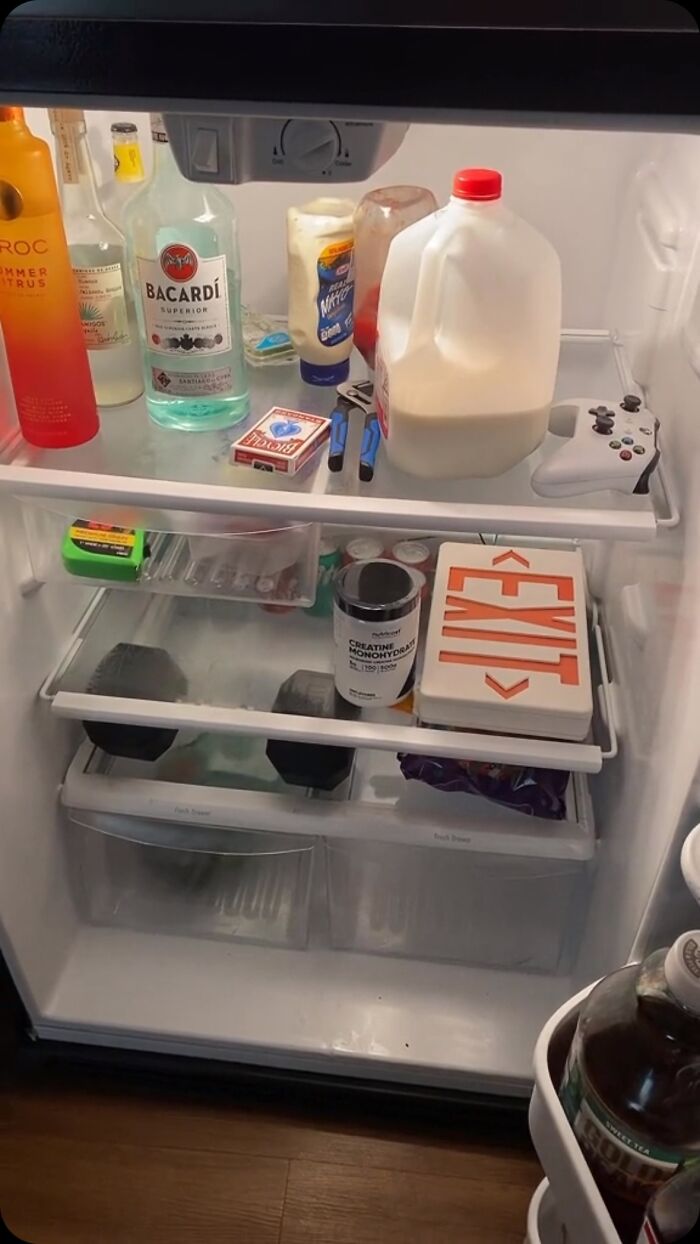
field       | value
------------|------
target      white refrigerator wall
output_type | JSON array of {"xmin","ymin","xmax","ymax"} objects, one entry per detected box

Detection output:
[
  {"xmin": 0, "ymin": 496, "xmax": 90, "ymax": 1012},
  {"xmin": 575, "ymin": 127, "xmax": 700, "ymax": 979},
  {"xmin": 27, "ymin": 108, "xmax": 646, "ymax": 328},
  {"xmin": 2, "ymin": 114, "xmax": 700, "ymax": 1065}
]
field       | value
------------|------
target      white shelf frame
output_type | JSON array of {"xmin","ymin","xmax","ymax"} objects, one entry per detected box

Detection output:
[
  {"xmin": 42, "ymin": 592, "xmax": 618, "ymax": 775},
  {"xmin": 62, "ymin": 740, "xmax": 596, "ymax": 860}
]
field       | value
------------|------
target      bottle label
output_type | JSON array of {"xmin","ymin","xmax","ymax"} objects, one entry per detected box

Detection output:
[
  {"xmin": 138, "ymin": 246, "xmax": 231, "ymax": 358},
  {"xmin": 54, "ymin": 122, "xmax": 82, "ymax": 185},
  {"xmin": 74, "ymin": 263, "xmax": 131, "ymax": 350},
  {"xmin": 68, "ymin": 521, "xmax": 136, "ymax": 558},
  {"xmin": 113, "ymin": 140, "xmax": 144, "ymax": 184},
  {"xmin": 333, "ymin": 605, "xmax": 419, "ymax": 708},
  {"xmin": 637, "ymin": 1221, "xmax": 662, "ymax": 1243},
  {"xmin": 151, "ymin": 364, "xmax": 233, "ymax": 398},
  {"xmin": 560, "ymin": 1041, "xmax": 688, "ymax": 1207},
  {"xmin": 316, "ymin": 238, "xmax": 354, "ymax": 349}
]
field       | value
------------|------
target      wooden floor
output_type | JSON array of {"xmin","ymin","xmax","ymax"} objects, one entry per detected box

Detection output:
[{"xmin": 0, "ymin": 971, "xmax": 541, "ymax": 1243}]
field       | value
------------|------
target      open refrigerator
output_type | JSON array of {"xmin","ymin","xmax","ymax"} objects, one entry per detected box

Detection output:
[{"xmin": 2, "ymin": 5, "xmax": 700, "ymax": 1239}]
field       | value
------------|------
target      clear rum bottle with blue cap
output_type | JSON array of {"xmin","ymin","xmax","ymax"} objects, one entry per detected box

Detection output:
[{"xmin": 124, "ymin": 113, "xmax": 248, "ymax": 431}]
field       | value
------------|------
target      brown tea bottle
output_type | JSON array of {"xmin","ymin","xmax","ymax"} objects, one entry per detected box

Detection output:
[{"xmin": 560, "ymin": 932, "xmax": 700, "ymax": 1244}]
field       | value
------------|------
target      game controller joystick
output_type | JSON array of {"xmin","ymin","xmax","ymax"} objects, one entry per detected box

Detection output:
[{"xmin": 531, "ymin": 396, "xmax": 660, "ymax": 498}]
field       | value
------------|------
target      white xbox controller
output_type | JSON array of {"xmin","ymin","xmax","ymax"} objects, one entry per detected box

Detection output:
[{"xmin": 531, "ymin": 396, "xmax": 660, "ymax": 498}]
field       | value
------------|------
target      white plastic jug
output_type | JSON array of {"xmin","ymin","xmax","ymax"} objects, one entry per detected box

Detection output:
[{"xmin": 375, "ymin": 168, "xmax": 562, "ymax": 479}]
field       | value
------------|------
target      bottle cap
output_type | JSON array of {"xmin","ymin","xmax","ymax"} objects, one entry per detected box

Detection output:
[
  {"xmin": 452, "ymin": 168, "xmax": 502, "ymax": 201},
  {"xmin": 0, "ymin": 107, "xmax": 24, "ymax": 123},
  {"xmin": 664, "ymin": 931, "xmax": 700, "ymax": 1014},
  {"xmin": 299, "ymin": 357, "xmax": 350, "ymax": 386},
  {"xmin": 111, "ymin": 121, "xmax": 138, "ymax": 135},
  {"xmin": 681, "ymin": 824, "xmax": 700, "ymax": 904}
]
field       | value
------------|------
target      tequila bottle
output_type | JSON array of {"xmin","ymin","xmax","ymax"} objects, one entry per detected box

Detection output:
[{"xmin": 49, "ymin": 108, "xmax": 143, "ymax": 407}]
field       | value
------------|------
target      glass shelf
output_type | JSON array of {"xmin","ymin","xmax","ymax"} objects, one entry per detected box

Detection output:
[{"xmin": 0, "ymin": 332, "xmax": 674, "ymax": 542}]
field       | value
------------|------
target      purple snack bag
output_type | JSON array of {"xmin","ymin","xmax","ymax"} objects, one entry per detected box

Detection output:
[{"xmin": 397, "ymin": 754, "xmax": 569, "ymax": 820}]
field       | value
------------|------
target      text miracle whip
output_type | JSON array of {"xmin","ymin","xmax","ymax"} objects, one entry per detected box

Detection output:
[
  {"xmin": 231, "ymin": 407, "xmax": 330, "ymax": 475},
  {"xmin": 418, "ymin": 543, "xmax": 592, "ymax": 741}
]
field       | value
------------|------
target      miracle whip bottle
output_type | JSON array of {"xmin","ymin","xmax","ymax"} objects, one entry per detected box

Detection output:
[{"xmin": 0, "ymin": 107, "xmax": 99, "ymax": 448}]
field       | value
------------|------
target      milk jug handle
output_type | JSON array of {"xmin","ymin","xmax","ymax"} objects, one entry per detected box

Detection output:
[{"xmin": 407, "ymin": 233, "xmax": 448, "ymax": 354}]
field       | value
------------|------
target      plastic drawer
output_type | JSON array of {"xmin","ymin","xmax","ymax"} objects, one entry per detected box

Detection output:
[
  {"xmin": 65, "ymin": 808, "xmax": 316, "ymax": 951},
  {"xmin": 325, "ymin": 838, "xmax": 589, "ymax": 971},
  {"xmin": 21, "ymin": 500, "xmax": 321, "ymax": 607}
]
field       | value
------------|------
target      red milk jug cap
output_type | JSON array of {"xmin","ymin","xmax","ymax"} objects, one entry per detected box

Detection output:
[{"xmin": 452, "ymin": 168, "xmax": 502, "ymax": 201}]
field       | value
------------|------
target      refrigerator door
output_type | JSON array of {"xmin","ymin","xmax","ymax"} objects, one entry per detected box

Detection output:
[{"xmin": 2, "ymin": 4, "xmax": 697, "ymax": 124}]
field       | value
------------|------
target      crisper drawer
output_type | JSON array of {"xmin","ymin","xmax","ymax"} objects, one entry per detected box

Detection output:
[
  {"xmin": 64, "ymin": 810, "xmax": 316, "ymax": 951},
  {"xmin": 325, "ymin": 838, "xmax": 589, "ymax": 972}
]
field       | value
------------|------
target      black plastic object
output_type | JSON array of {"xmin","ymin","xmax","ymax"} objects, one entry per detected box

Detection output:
[
  {"xmin": 84, "ymin": 643, "xmax": 188, "ymax": 761},
  {"xmin": 266, "ymin": 669, "xmax": 358, "ymax": 791},
  {"xmin": 0, "ymin": 5, "xmax": 697, "ymax": 122}
]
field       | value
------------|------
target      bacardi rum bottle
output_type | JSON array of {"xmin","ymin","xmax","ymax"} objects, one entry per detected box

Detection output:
[
  {"xmin": 123, "ymin": 113, "xmax": 248, "ymax": 431},
  {"xmin": 0, "ymin": 106, "xmax": 99, "ymax": 447},
  {"xmin": 50, "ymin": 109, "xmax": 143, "ymax": 407}
]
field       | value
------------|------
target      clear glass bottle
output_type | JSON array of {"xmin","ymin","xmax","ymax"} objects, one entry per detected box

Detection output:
[
  {"xmin": 560, "ymin": 931, "xmax": 700, "ymax": 1244},
  {"xmin": 49, "ymin": 109, "xmax": 143, "ymax": 408},
  {"xmin": 107, "ymin": 120, "xmax": 146, "ymax": 229},
  {"xmin": 123, "ymin": 113, "xmax": 248, "ymax": 432}
]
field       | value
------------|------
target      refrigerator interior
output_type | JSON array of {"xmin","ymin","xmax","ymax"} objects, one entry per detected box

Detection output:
[{"xmin": 1, "ymin": 109, "xmax": 700, "ymax": 1094}]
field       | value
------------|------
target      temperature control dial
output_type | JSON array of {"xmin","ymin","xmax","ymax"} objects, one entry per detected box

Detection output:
[{"xmin": 280, "ymin": 120, "xmax": 341, "ymax": 176}]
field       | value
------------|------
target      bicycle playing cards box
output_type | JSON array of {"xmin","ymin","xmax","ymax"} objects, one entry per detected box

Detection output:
[
  {"xmin": 231, "ymin": 407, "xmax": 330, "ymax": 475},
  {"xmin": 418, "ymin": 543, "xmax": 592, "ymax": 740}
]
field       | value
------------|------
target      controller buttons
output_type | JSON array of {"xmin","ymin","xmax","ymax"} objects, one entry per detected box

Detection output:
[
  {"xmin": 640, "ymin": 427, "xmax": 652, "ymax": 435},
  {"xmin": 609, "ymin": 440, "xmax": 622, "ymax": 449},
  {"xmin": 593, "ymin": 411, "xmax": 615, "ymax": 434},
  {"xmin": 621, "ymin": 436, "xmax": 634, "ymax": 445},
  {"xmin": 620, "ymin": 450, "xmax": 633, "ymax": 461},
  {"xmin": 621, "ymin": 395, "xmax": 643, "ymax": 413},
  {"xmin": 633, "ymin": 445, "xmax": 645, "ymax": 455},
  {"xmin": 589, "ymin": 405, "xmax": 614, "ymax": 417}
]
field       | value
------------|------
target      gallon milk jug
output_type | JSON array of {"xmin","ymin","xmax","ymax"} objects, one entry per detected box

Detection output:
[{"xmin": 375, "ymin": 168, "xmax": 561, "ymax": 479}]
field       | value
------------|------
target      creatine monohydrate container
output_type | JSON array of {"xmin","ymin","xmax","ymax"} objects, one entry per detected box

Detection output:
[{"xmin": 332, "ymin": 558, "xmax": 422, "ymax": 709}]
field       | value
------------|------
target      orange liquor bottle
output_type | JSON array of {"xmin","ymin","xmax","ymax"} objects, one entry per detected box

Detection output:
[{"xmin": 0, "ymin": 107, "xmax": 99, "ymax": 448}]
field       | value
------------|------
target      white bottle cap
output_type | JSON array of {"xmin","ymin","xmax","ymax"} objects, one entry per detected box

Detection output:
[
  {"xmin": 681, "ymin": 824, "xmax": 700, "ymax": 904},
  {"xmin": 664, "ymin": 931, "xmax": 700, "ymax": 1014}
]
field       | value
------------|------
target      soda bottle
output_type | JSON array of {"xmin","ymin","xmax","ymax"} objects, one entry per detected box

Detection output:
[
  {"xmin": 352, "ymin": 185, "xmax": 436, "ymax": 370},
  {"xmin": 560, "ymin": 932, "xmax": 700, "ymax": 1243},
  {"xmin": 639, "ymin": 1166, "xmax": 700, "ymax": 1242}
]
